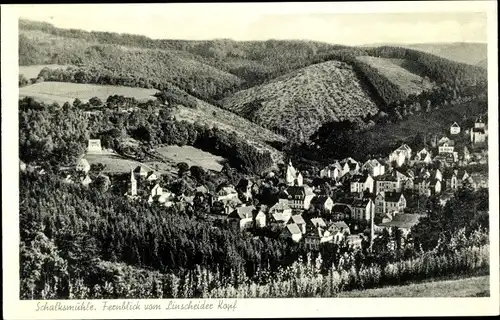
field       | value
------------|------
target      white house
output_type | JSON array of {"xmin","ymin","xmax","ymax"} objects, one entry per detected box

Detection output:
[
  {"xmin": 375, "ymin": 174, "xmax": 402, "ymax": 193},
  {"xmin": 362, "ymin": 159, "xmax": 385, "ymax": 177},
  {"xmin": 450, "ymin": 122, "xmax": 461, "ymax": 135},
  {"xmin": 414, "ymin": 148, "xmax": 432, "ymax": 164},
  {"xmin": 76, "ymin": 158, "xmax": 91, "ymax": 174},
  {"xmin": 383, "ymin": 192, "xmax": 407, "ymax": 215},
  {"xmin": 320, "ymin": 162, "xmax": 343, "ymax": 180},
  {"xmin": 389, "ymin": 144, "xmax": 412, "ymax": 167},
  {"xmin": 309, "ymin": 195, "xmax": 334, "ymax": 213},
  {"xmin": 284, "ymin": 185, "xmax": 315, "ymax": 211},
  {"xmin": 351, "ymin": 198, "xmax": 374, "ymax": 222},
  {"xmin": 438, "ymin": 137, "xmax": 455, "ymax": 154},
  {"xmin": 328, "ymin": 221, "xmax": 350, "ymax": 244},
  {"xmin": 270, "ymin": 199, "xmax": 293, "ymax": 218},
  {"xmin": 87, "ymin": 139, "xmax": 102, "ymax": 153},
  {"xmin": 304, "ymin": 227, "xmax": 333, "ymax": 250},
  {"xmin": 216, "ymin": 184, "xmax": 239, "ymax": 202},
  {"xmin": 471, "ymin": 127, "xmax": 486, "ymax": 144},
  {"xmin": 228, "ymin": 206, "xmax": 255, "ymax": 231},
  {"xmin": 341, "ymin": 157, "xmax": 360, "ymax": 175},
  {"xmin": 350, "ymin": 174, "xmax": 374, "ymax": 194}
]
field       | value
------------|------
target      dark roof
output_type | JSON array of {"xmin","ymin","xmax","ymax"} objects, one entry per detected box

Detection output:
[
  {"xmin": 230, "ymin": 205, "xmax": 256, "ymax": 219},
  {"xmin": 472, "ymin": 128, "xmax": 485, "ymax": 133},
  {"xmin": 350, "ymin": 174, "xmax": 369, "ymax": 183},
  {"xmin": 439, "ymin": 139, "xmax": 455, "ymax": 146},
  {"xmin": 286, "ymin": 185, "xmax": 314, "ymax": 197},
  {"xmin": 376, "ymin": 174, "xmax": 399, "ymax": 182},
  {"xmin": 310, "ymin": 195, "xmax": 332, "ymax": 206},
  {"xmin": 451, "ymin": 122, "xmax": 460, "ymax": 128},
  {"xmin": 384, "ymin": 192, "xmax": 404, "ymax": 203},
  {"xmin": 352, "ymin": 198, "xmax": 371, "ymax": 208},
  {"xmin": 332, "ymin": 204, "xmax": 352, "ymax": 214},
  {"xmin": 378, "ymin": 214, "xmax": 424, "ymax": 229}
]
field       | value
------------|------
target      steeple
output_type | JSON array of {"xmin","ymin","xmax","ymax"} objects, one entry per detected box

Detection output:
[
  {"xmin": 130, "ymin": 169, "xmax": 137, "ymax": 196},
  {"xmin": 286, "ymin": 160, "xmax": 297, "ymax": 186}
]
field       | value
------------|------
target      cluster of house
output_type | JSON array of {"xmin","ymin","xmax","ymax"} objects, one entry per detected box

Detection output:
[{"xmin": 55, "ymin": 117, "xmax": 488, "ymax": 250}]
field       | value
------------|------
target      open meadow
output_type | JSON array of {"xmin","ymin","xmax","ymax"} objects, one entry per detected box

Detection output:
[
  {"xmin": 155, "ymin": 145, "xmax": 226, "ymax": 172},
  {"xmin": 19, "ymin": 81, "xmax": 159, "ymax": 105},
  {"xmin": 19, "ymin": 64, "xmax": 72, "ymax": 79},
  {"xmin": 356, "ymin": 55, "xmax": 435, "ymax": 96},
  {"xmin": 338, "ymin": 275, "xmax": 489, "ymax": 297},
  {"xmin": 83, "ymin": 151, "xmax": 157, "ymax": 174}
]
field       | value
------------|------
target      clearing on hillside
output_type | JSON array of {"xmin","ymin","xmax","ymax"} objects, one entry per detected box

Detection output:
[
  {"xmin": 220, "ymin": 60, "xmax": 379, "ymax": 141},
  {"xmin": 356, "ymin": 56, "xmax": 435, "ymax": 97},
  {"xmin": 338, "ymin": 275, "xmax": 489, "ymax": 297},
  {"xmin": 84, "ymin": 151, "xmax": 159, "ymax": 174},
  {"xmin": 19, "ymin": 81, "xmax": 159, "ymax": 105},
  {"xmin": 19, "ymin": 64, "xmax": 72, "ymax": 79},
  {"xmin": 155, "ymin": 145, "xmax": 226, "ymax": 172},
  {"xmin": 173, "ymin": 97, "xmax": 286, "ymax": 165}
]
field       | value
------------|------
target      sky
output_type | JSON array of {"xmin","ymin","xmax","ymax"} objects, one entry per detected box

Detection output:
[{"xmin": 16, "ymin": 3, "xmax": 489, "ymax": 46}]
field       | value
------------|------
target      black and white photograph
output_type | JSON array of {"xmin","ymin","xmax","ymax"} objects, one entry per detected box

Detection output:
[{"xmin": 2, "ymin": 1, "xmax": 499, "ymax": 319}]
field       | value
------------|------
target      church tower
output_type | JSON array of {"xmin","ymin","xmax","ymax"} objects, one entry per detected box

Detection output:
[
  {"xmin": 286, "ymin": 160, "xmax": 297, "ymax": 186},
  {"xmin": 130, "ymin": 169, "xmax": 137, "ymax": 196}
]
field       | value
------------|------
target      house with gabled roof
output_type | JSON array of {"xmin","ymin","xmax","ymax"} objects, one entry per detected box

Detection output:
[
  {"xmin": 413, "ymin": 148, "xmax": 432, "ymax": 164},
  {"xmin": 389, "ymin": 144, "xmax": 412, "ymax": 167},
  {"xmin": 216, "ymin": 183, "xmax": 239, "ymax": 202},
  {"xmin": 383, "ymin": 192, "xmax": 407, "ymax": 214},
  {"xmin": 281, "ymin": 223, "xmax": 303, "ymax": 242},
  {"xmin": 254, "ymin": 206, "xmax": 267, "ymax": 228},
  {"xmin": 375, "ymin": 174, "xmax": 402, "ymax": 193},
  {"xmin": 270, "ymin": 199, "xmax": 293, "ymax": 217},
  {"xmin": 438, "ymin": 137, "xmax": 455, "ymax": 154},
  {"xmin": 414, "ymin": 178, "xmax": 431, "ymax": 196},
  {"xmin": 310, "ymin": 195, "xmax": 334, "ymax": 213},
  {"xmin": 377, "ymin": 214, "xmax": 424, "ymax": 237},
  {"xmin": 228, "ymin": 205, "xmax": 256, "ymax": 231},
  {"xmin": 76, "ymin": 158, "xmax": 91, "ymax": 174},
  {"xmin": 351, "ymin": 198, "xmax": 375, "ymax": 222},
  {"xmin": 284, "ymin": 185, "xmax": 315, "ymax": 211},
  {"xmin": 304, "ymin": 226, "xmax": 333, "ymax": 250},
  {"xmin": 290, "ymin": 214, "xmax": 307, "ymax": 234},
  {"xmin": 320, "ymin": 161, "xmax": 344, "ymax": 180},
  {"xmin": 350, "ymin": 174, "xmax": 374, "ymax": 194},
  {"xmin": 134, "ymin": 165, "xmax": 149, "ymax": 177},
  {"xmin": 450, "ymin": 122, "xmax": 461, "ymax": 135},
  {"xmin": 310, "ymin": 217, "xmax": 328, "ymax": 229},
  {"xmin": 362, "ymin": 159, "xmax": 385, "ymax": 177},
  {"xmin": 328, "ymin": 221, "xmax": 351, "ymax": 244},
  {"xmin": 331, "ymin": 203, "xmax": 353, "ymax": 221}
]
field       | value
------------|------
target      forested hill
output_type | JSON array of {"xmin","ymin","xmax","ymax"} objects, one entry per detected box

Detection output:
[{"xmin": 20, "ymin": 19, "xmax": 488, "ymax": 142}]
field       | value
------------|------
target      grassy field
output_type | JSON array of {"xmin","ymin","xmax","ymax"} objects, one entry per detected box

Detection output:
[
  {"xmin": 337, "ymin": 275, "xmax": 489, "ymax": 297},
  {"xmin": 221, "ymin": 60, "xmax": 379, "ymax": 141},
  {"xmin": 19, "ymin": 64, "xmax": 71, "ymax": 79},
  {"xmin": 156, "ymin": 145, "xmax": 226, "ymax": 172},
  {"xmin": 356, "ymin": 56, "xmax": 435, "ymax": 96},
  {"xmin": 84, "ymin": 151, "xmax": 158, "ymax": 174},
  {"xmin": 19, "ymin": 81, "xmax": 159, "ymax": 104}
]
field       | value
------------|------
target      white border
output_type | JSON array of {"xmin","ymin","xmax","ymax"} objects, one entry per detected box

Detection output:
[{"xmin": 2, "ymin": 2, "xmax": 499, "ymax": 319}]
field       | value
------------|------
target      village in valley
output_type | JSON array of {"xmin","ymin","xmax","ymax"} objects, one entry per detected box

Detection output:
[{"xmin": 30, "ymin": 115, "xmax": 488, "ymax": 252}]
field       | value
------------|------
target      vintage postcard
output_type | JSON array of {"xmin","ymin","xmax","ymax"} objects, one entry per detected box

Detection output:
[{"xmin": 2, "ymin": 1, "xmax": 499, "ymax": 319}]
